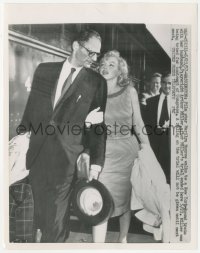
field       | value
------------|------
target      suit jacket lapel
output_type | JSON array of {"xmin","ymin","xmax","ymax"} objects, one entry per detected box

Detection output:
[
  {"xmin": 52, "ymin": 68, "xmax": 87, "ymax": 117},
  {"xmin": 155, "ymin": 94, "xmax": 161, "ymax": 125},
  {"xmin": 50, "ymin": 61, "xmax": 65, "ymax": 108}
]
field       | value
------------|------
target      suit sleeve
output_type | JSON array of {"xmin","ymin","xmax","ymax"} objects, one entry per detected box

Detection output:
[
  {"xmin": 144, "ymin": 98, "xmax": 149, "ymax": 125},
  {"xmin": 84, "ymin": 77, "xmax": 107, "ymax": 167},
  {"xmin": 144, "ymin": 98, "xmax": 152, "ymax": 136}
]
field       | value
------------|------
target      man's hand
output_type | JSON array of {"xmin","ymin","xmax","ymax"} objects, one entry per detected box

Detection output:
[
  {"xmin": 77, "ymin": 153, "xmax": 90, "ymax": 179},
  {"xmin": 85, "ymin": 107, "xmax": 103, "ymax": 127},
  {"xmin": 88, "ymin": 165, "xmax": 102, "ymax": 181},
  {"xmin": 77, "ymin": 154, "xmax": 102, "ymax": 181}
]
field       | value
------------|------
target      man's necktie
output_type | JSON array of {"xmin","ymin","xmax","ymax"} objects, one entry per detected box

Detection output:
[
  {"xmin": 159, "ymin": 95, "xmax": 169, "ymax": 127},
  {"xmin": 61, "ymin": 67, "xmax": 76, "ymax": 95}
]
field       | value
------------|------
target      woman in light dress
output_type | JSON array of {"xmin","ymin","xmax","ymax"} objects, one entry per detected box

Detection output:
[{"xmin": 92, "ymin": 50, "xmax": 150, "ymax": 243}]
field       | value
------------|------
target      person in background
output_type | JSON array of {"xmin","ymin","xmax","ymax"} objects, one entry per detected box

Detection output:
[
  {"xmin": 144, "ymin": 72, "xmax": 171, "ymax": 184},
  {"xmin": 140, "ymin": 72, "xmax": 162, "ymax": 106},
  {"xmin": 92, "ymin": 50, "xmax": 150, "ymax": 243},
  {"xmin": 19, "ymin": 29, "xmax": 107, "ymax": 242}
]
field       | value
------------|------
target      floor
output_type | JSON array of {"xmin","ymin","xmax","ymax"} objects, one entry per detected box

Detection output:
[{"xmin": 66, "ymin": 211, "xmax": 159, "ymax": 243}]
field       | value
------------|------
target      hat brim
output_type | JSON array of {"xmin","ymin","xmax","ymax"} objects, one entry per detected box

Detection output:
[{"xmin": 72, "ymin": 179, "xmax": 114, "ymax": 226}]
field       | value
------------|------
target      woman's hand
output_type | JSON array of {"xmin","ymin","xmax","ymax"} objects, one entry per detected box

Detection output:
[{"xmin": 85, "ymin": 107, "xmax": 103, "ymax": 127}]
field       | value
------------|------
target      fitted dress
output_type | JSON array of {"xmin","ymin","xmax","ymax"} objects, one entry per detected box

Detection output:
[{"xmin": 98, "ymin": 85, "xmax": 140, "ymax": 217}]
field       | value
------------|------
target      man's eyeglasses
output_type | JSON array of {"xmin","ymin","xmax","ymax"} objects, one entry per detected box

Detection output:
[{"xmin": 79, "ymin": 42, "xmax": 101, "ymax": 58}]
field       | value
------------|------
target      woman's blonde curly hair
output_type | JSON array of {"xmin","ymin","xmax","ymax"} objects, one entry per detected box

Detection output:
[{"xmin": 100, "ymin": 50, "xmax": 130, "ymax": 87}]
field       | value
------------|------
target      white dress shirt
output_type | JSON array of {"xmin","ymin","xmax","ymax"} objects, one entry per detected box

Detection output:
[
  {"xmin": 157, "ymin": 93, "xmax": 171, "ymax": 126},
  {"xmin": 53, "ymin": 59, "xmax": 82, "ymax": 108}
]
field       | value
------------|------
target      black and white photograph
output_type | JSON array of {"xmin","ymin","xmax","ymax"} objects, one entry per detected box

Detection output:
[{"xmin": 3, "ymin": 2, "xmax": 198, "ymax": 250}]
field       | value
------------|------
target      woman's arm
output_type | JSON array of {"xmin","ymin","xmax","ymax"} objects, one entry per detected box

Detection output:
[{"xmin": 130, "ymin": 86, "xmax": 150, "ymax": 145}]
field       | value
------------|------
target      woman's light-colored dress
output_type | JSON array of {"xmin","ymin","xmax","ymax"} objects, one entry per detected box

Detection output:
[{"xmin": 98, "ymin": 86, "xmax": 140, "ymax": 217}]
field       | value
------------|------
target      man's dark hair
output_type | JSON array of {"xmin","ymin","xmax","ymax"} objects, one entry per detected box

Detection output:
[
  {"xmin": 162, "ymin": 71, "xmax": 171, "ymax": 79},
  {"xmin": 73, "ymin": 29, "xmax": 102, "ymax": 44}
]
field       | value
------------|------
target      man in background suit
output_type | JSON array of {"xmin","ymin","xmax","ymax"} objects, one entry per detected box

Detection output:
[
  {"xmin": 140, "ymin": 72, "xmax": 162, "ymax": 106},
  {"xmin": 19, "ymin": 30, "xmax": 107, "ymax": 242},
  {"xmin": 144, "ymin": 72, "xmax": 171, "ymax": 184},
  {"xmin": 140, "ymin": 72, "xmax": 162, "ymax": 120}
]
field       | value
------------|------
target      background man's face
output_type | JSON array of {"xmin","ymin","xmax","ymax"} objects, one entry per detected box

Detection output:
[
  {"xmin": 150, "ymin": 76, "xmax": 161, "ymax": 94},
  {"xmin": 161, "ymin": 75, "xmax": 171, "ymax": 95},
  {"xmin": 75, "ymin": 36, "xmax": 101, "ymax": 67}
]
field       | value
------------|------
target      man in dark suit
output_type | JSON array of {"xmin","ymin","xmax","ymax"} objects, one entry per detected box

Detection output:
[
  {"xmin": 18, "ymin": 30, "xmax": 107, "ymax": 242},
  {"xmin": 144, "ymin": 72, "xmax": 171, "ymax": 184}
]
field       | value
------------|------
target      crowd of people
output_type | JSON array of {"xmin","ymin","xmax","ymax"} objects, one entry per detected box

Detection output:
[{"xmin": 9, "ymin": 29, "xmax": 171, "ymax": 243}]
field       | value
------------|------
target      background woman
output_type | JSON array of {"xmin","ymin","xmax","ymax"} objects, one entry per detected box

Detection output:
[{"xmin": 92, "ymin": 50, "xmax": 150, "ymax": 243}]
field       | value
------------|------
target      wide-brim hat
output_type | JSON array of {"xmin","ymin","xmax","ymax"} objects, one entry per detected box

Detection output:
[{"xmin": 72, "ymin": 179, "xmax": 114, "ymax": 226}]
